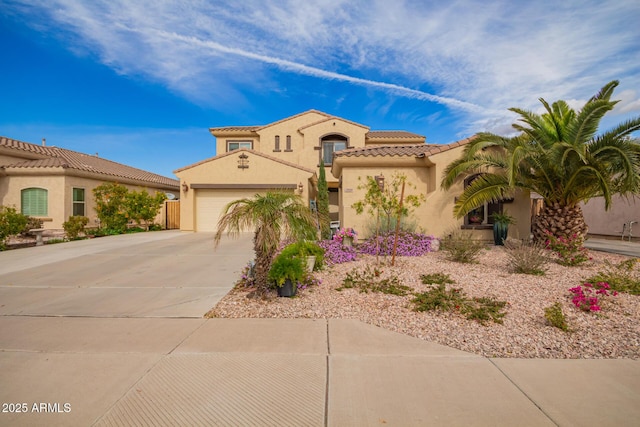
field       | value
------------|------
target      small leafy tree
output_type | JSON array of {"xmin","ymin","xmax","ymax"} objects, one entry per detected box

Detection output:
[
  {"xmin": 93, "ymin": 182, "xmax": 129, "ymax": 233},
  {"xmin": 126, "ymin": 189, "xmax": 166, "ymax": 230},
  {"xmin": 352, "ymin": 173, "xmax": 424, "ymax": 263},
  {"xmin": 317, "ymin": 165, "xmax": 331, "ymax": 239},
  {"xmin": 0, "ymin": 206, "xmax": 29, "ymax": 249},
  {"xmin": 352, "ymin": 172, "xmax": 424, "ymax": 235}
]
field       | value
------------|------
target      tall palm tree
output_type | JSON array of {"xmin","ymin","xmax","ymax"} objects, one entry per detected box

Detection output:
[
  {"xmin": 442, "ymin": 80, "xmax": 640, "ymax": 241},
  {"xmin": 214, "ymin": 190, "xmax": 318, "ymax": 292}
]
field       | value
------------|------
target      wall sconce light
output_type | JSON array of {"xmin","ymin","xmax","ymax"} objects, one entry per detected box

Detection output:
[
  {"xmin": 182, "ymin": 182, "xmax": 189, "ymax": 193},
  {"xmin": 298, "ymin": 182, "xmax": 304, "ymax": 194},
  {"xmin": 375, "ymin": 173, "xmax": 385, "ymax": 191}
]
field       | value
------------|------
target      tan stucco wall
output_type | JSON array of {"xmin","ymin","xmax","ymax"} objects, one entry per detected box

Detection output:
[
  {"xmin": 336, "ymin": 146, "xmax": 532, "ymax": 241},
  {"xmin": 175, "ymin": 151, "xmax": 315, "ymax": 231},
  {"xmin": 214, "ymin": 112, "xmax": 369, "ymax": 185},
  {"xmin": 0, "ymin": 172, "xmax": 173, "ymax": 230},
  {"xmin": 582, "ymin": 195, "xmax": 640, "ymax": 237}
]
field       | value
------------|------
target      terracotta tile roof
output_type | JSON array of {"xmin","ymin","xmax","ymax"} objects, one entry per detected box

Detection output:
[
  {"xmin": 0, "ymin": 136, "xmax": 179, "ymax": 188},
  {"xmin": 366, "ymin": 131, "xmax": 425, "ymax": 140},
  {"xmin": 208, "ymin": 126, "xmax": 261, "ymax": 134},
  {"xmin": 334, "ymin": 136, "xmax": 476, "ymax": 158},
  {"xmin": 335, "ymin": 144, "xmax": 440, "ymax": 158},
  {"xmin": 173, "ymin": 148, "xmax": 315, "ymax": 174}
]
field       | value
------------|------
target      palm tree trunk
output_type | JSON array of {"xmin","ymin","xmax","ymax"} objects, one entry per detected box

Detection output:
[{"xmin": 532, "ymin": 202, "xmax": 588, "ymax": 242}]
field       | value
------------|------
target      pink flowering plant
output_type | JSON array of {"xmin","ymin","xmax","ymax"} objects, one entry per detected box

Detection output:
[
  {"xmin": 333, "ymin": 227, "xmax": 357, "ymax": 243},
  {"xmin": 568, "ymin": 282, "xmax": 617, "ymax": 312},
  {"xmin": 544, "ymin": 230, "xmax": 591, "ymax": 266}
]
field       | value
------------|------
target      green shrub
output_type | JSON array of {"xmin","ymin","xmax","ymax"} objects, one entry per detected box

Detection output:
[
  {"xmin": 586, "ymin": 258, "xmax": 640, "ymax": 295},
  {"xmin": 0, "ymin": 206, "xmax": 29, "ymax": 249},
  {"xmin": 412, "ymin": 283, "xmax": 508, "ymax": 325},
  {"xmin": 412, "ymin": 283, "xmax": 465, "ymax": 312},
  {"xmin": 63, "ymin": 216, "xmax": 89, "ymax": 240},
  {"xmin": 544, "ymin": 302, "xmax": 569, "ymax": 331},
  {"xmin": 93, "ymin": 182, "xmax": 128, "ymax": 233},
  {"xmin": 279, "ymin": 241, "xmax": 325, "ymax": 270},
  {"xmin": 21, "ymin": 216, "xmax": 43, "ymax": 236},
  {"xmin": 503, "ymin": 238, "xmax": 549, "ymax": 275},
  {"xmin": 268, "ymin": 254, "xmax": 307, "ymax": 287},
  {"xmin": 338, "ymin": 265, "xmax": 411, "ymax": 295},
  {"xmin": 420, "ymin": 272, "xmax": 455, "ymax": 285},
  {"xmin": 440, "ymin": 230, "xmax": 486, "ymax": 263}
]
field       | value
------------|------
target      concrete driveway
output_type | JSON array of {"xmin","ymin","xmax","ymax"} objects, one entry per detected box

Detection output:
[{"xmin": 0, "ymin": 230, "xmax": 253, "ymax": 317}]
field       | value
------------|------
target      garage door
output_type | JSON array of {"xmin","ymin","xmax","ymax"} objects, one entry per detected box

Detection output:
[{"xmin": 195, "ymin": 189, "xmax": 262, "ymax": 232}]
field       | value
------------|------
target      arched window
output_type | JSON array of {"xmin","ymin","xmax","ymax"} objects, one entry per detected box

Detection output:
[
  {"xmin": 21, "ymin": 188, "xmax": 48, "ymax": 216},
  {"xmin": 321, "ymin": 134, "xmax": 348, "ymax": 165},
  {"xmin": 463, "ymin": 175, "xmax": 502, "ymax": 225}
]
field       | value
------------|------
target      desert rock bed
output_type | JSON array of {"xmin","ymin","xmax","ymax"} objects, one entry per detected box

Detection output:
[{"xmin": 210, "ymin": 248, "xmax": 640, "ymax": 359}]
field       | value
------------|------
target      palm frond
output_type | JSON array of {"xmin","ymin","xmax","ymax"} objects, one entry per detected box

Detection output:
[
  {"xmin": 589, "ymin": 80, "xmax": 619, "ymax": 103},
  {"xmin": 452, "ymin": 174, "xmax": 511, "ymax": 218},
  {"xmin": 566, "ymin": 99, "xmax": 615, "ymax": 146}
]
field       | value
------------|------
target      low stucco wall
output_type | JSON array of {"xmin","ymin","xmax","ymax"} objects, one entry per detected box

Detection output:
[{"xmin": 582, "ymin": 195, "xmax": 640, "ymax": 238}]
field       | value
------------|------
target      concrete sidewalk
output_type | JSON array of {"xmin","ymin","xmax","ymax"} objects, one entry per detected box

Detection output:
[
  {"xmin": 585, "ymin": 237, "xmax": 640, "ymax": 257},
  {"xmin": 1, "ymin": 231, "xmax": 639, "ymax": 426},
  {"xmin": 1, "ymin": 318, "xmax": 639, "ymax": 426}
]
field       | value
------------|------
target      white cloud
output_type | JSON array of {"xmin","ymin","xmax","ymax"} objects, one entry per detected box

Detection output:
[{"xmin": 10, "ymin": 0, "xmax": 640, "ymax": 136}]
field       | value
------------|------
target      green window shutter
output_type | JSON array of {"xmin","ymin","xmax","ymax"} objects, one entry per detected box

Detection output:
[{"xmin": 21, "ymin": 188, "xmax": 48, "ymax": 216}]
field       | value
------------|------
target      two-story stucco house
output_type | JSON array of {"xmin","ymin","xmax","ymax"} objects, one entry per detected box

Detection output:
[
  {"xmin": 174, "ymin": 110, "xmax": 531, "ymax": 239},
  {"xmin": 0, "ymin": 136, "xmax": 180, "ymax": 230}
]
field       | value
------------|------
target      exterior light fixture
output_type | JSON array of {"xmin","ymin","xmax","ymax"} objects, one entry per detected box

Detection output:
[
  {"xmin": 182, "ymin": 182, "xmax": 189, "ymax": 193},
  {"xmin": 298, "ymin": 182, "xmax": 304, "ymax": 194},
  {"xmin": 375, "ymin": 173, "xmax": 385, "ymax": 191}
]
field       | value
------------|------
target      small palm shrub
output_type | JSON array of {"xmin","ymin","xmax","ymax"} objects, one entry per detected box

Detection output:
[
  {"xmin": 440, "ymin": 230, "xmax": 485, "ymax": 263},
  {"xmin": 586, "ymin": 258, "xmax": 640, "ymax": 295},
  {"xmin": 544, "ymin": 302, "xmax": 569, "ymax": 331},
  {"xmin": 503, "ymin": 238, "xmax": 549, "ymax": 275},
  {"xmin": 63, "ymin": 216, "xmax": 89, "ymax": 240}
]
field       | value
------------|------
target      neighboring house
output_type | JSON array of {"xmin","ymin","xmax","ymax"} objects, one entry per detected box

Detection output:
[
  {"xmin": 174, "ymin": 110, "xmax": 531, "ymax": 239},
  {"xmin": 0, "ymin": 136, "xmax": 180, "ymax": 229},
  {"xmin": 582, "ymin": 195, "xmax": 640, "ymax": 241}
]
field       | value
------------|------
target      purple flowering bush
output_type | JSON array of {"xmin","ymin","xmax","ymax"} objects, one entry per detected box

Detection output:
[
  {"xmin": 358, "ymin": 232, "xmax": 438, "ymax": 257},
  {"xmin": 318, "ymin": 239, "xmax": 358, "ymax": 265},
  {"xmin": 569, "ymin": 282, "xmax": 617, "ymax": 312}
]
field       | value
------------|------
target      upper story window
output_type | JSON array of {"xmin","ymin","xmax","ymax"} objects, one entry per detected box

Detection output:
[
  {"xmin": 73, "ymin": 188, "xmax": 85, "ymax": 216},
  {"xmin": 21, "ymin": 187, "xmax": 48, "ymax": 216},
  {"xmin": 285, "ymin": 135, "xmax": 292, "ymax": 152},
  {"xmin": 227, "ymin": 140, "xmax": 252, "ymax": 152},
  {"xmin": 321, "ymin": 134, "xmax": 348, "ymax": 165},
  {"xmin": 274, "ymin": 136, "xmax": 280, "ymax": 152}
]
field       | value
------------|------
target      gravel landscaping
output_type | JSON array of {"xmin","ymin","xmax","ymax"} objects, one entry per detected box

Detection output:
[{"xmin": 209, "ymin": 246, "xmax": 640, "ymax": 359}]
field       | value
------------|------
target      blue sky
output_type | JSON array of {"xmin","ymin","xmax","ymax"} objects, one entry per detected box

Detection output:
[{"xmin": 1, "ymin": 0, "xmax": 639, "ymax": 179}]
